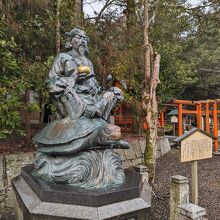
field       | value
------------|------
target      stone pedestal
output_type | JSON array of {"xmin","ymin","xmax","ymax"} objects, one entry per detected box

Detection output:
[
  {"xmin": 170, "ymin": 175, "xmax": 207, "ymax": 220},
  {"xmin": 170, "ymin": 175, "xmax": 189, "ymax": 220},
  {"xmin": 12, "ymin": 165, "xmax": 151, "ymax": 220},
  {"xmin": 178, "ymin": 204, "xmax": 206, "ymax": 220}
]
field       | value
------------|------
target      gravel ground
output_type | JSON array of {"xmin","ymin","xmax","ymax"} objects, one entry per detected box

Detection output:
[
  {"xmin": 1, "ymin": 148, "xmax": 220, "ymax": 220},
  {"xmin": 151, "ymin": 148, "xmax": 220, "ymax": 220}
]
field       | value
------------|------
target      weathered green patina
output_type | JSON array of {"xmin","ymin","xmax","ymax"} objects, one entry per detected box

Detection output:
[
  {"xmin": 33, "ymin": 116, "xmax": 129, "ymax": 154},
  {"xmin": 32, "ymin": 28, "xmax": 129, "ymax": 188}
]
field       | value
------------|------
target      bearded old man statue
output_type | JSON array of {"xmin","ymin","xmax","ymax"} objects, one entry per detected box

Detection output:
[{"xmin": 32, "ymin": 28, "xmax": 130, "ymax": 188}]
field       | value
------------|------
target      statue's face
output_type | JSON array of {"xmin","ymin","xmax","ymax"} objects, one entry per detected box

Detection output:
[{"xmin": 71, "ymin": 33, "xmax": 88, "ymax": 55}]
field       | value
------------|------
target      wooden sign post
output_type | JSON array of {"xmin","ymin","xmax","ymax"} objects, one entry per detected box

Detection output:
[
  {"xmin": 192, "ymin": 160, "xmax": 198, "ymax": 205},
  {"xmin": 175, "ymin": 128, "xmax": 213, "ymax": 205}
]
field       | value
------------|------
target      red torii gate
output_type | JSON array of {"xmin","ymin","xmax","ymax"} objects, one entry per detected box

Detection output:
[{"xmin": 165, "ymin": 99, "xmax": 220, "ymax": 153}]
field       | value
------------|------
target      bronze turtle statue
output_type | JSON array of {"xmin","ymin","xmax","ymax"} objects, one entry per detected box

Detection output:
[{"xmin": 33, "ymin": 116, "xmax": 129, "ymax": 155}]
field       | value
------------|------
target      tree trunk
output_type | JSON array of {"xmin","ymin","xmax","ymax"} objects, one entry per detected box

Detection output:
[
  {"xmin": 56, "ymin": 0, "xmax": 61, "ymax": 54},
  {"xmin": 25, "ymin": 89, "xmax": 31, "ymax": 146},
  {"xmin": 143, "ymin": 0, "xmax": 151, "ymax": 84},
  {"xmin": 74, "ymin": 0, "xmax": 83, "ymax": 27},
  {"xmin": 39, "ymin": 92, "xmax": 45, "ymax": 128},
  {"xmin": 142, "ymin": 0, "xmax": 160, "ymax": 185},
  {"xmin": 143, "ymin": 54, "xmax": 160, "ymax": 184}
]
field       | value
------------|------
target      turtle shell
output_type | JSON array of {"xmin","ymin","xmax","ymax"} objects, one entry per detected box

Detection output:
[{"xmin": 33, "ymin": 116, "xmax": 106, "ymax": 145}]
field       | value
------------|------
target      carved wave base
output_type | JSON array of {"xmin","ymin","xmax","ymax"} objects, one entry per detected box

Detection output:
[{"xmin": 32, "ymin": 149, "xmax": 125, "ymax": 189}]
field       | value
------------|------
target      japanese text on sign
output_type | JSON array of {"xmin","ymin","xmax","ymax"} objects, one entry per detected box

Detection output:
[{"xmin": 181, "ymin": 139, "xmax": 212, "ymax": 162}]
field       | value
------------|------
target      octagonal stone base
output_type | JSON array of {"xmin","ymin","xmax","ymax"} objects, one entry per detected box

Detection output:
[{"xmin": 12, "ymin": 165, "xmax": 151, "ymax": 220}]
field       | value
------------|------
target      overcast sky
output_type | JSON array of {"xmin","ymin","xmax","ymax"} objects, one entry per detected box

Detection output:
[{"xmin": 84, "ymin": 0, "xmax": 203, "ymax": 17}]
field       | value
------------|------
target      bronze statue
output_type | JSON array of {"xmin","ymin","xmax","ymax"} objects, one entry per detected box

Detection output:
[
  {"xmin": 32, "ymin": 28, "xmax": 129, "ymax": 188},
  {"xmin": 47, "ymin": 28, "xmax": 123, "ymax": 121}
]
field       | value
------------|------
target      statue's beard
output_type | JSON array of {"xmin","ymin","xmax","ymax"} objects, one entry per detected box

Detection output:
[{"xmin": 78, "ymin": 45, "xmax": 87, "ymax": 56}]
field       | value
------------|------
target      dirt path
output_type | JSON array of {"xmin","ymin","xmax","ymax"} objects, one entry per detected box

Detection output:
[{"xmin": 151, "ymin": 148, "xmax": 220, "ymax": 220}]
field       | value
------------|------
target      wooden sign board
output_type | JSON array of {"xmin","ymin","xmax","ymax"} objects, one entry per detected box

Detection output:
[
  {"xmin": 180, "ymin": 131, "xmax": 212, "ymax": 162},
  {"xmin": 175, "ymin": 128, "xmax": 213, "ymax": 205}
]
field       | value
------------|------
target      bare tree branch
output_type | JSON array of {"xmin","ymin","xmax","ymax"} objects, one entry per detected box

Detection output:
[
  {"xmin": 148, "ymin": 0, "xmax": 159, "ymax": 26},
  {"xmin": 95, "ymin": 0, "xmax": 115, "ymax": 24}
]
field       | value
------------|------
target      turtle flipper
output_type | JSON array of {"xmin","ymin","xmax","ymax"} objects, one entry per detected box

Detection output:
[
  {"xmin": 107, "ymin": 140, "xmax": 130, "ymax": 149},
  {"xmin": 113, "ymin": 140, "xmax": 129, "ymax": 149}
]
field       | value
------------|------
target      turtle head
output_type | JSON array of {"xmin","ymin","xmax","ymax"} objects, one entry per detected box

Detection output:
[{"xmin": 102, "ymin": 124, "xmax": 121, "ymax": 141}]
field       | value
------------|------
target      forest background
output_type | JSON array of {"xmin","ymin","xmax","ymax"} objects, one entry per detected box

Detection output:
[{"xmin": 0, "ymin": 0, "xmax": 219, "ymax": 140}]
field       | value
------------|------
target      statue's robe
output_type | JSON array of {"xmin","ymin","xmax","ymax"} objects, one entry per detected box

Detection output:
[{"xmin": 47, "ymin": 50, "xmax": 117, "ymax": 120}]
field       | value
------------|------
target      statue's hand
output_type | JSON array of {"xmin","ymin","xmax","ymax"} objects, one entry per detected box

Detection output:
[
  {"xmin": 64, "ymin": 85, "xmax": 73, "ymax": 96},
  {"xmin": 84, "ymin": 105, "xmax": 102, "ymax": 118},
  {"xmin": 78, "ymin": 73, "xmax": 87, "ymax": 80},
  {"xmin": 77, "ymin": 73, "xmax": 95, "ymax": 82},
  {"xmin": 111, "ymin": 87, "xmax": 124, "ymax": 101}
]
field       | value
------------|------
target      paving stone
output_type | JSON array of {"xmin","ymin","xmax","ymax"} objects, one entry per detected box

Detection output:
[
  {"xmin": 133, "ymin": 140, "xmax": 142, "ymax": 158},
  {"xmin": 0, "ymin": 155, "xmax": 6, "ymax": 207},
  {"xmin": 139, "ymin": 140, "xmax": 146, "ymax": 154},
  {"xmin": 5, "ymin": 152, "xmax": 34, "ymax": 186},
  {"xmin": 179, "ymin": 203, "xmax": 206, "ymax": 219},
  {"xmin": 123, "ymin": 160, "xmax": 132, "ymax": 169},
  {"xmin": 155, "ymin": 137, "xmax": 171, "ymax": 159},
  {"xmin": 124, "ymin": 146, "xmax": 136, "ymax": 160},
  {"xmin": 113, "ymin": 149, "xmax": 126, "ymax": 161},
  {"xmin": 4, "ymin": 187, "xmax": 14, "ymax": 208},
  {"xmin": 131, "ymin": 158, "xmax": 142, "ymax": 167},
  {"xmin": 159, "ymin": 137, "xmax": 171, "ymax": 155},
  {"xmin": 0, "ymin": 155, "xmax": 5, "ymax": 189}
]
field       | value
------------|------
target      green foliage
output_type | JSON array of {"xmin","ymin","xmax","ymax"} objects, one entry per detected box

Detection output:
[
  {"xmin": 0, "ymin": 86, "xmax": 23, "ymax": 139},
  {"xmin": 18, "ymin": 15, "xmax": 55, "ymax": 59},
  {"xmin": 0, "ymin": 0, "xmax": 84, "ymax": 140},
  {"xmin": 157, "ymin": 43, "xmax": 196, "ymax": 102},
  {"xmin": 22, "ymin": 56, "xmax": 54, "ymax": 95},
  {"xmin": 181, "ymin": 3, "xmax": 220, "ymax": 100},
  {"xmin": 0, "ymin": 17, "xmax": 24, "ymax": 139},
  {"xmin": 0, "ymin": 0, "xmax": 219, "ymax": 139},
  {"xmin": 0, "ymin": 2, "xmax": 56, "ymax": 139},
  {"xmin": 147, "ymin": 0, "xmax": 196, "ymax": 104},
  {"xmin": 85, "ymin": 0, "xmax": 198, "ymax": 107}
]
